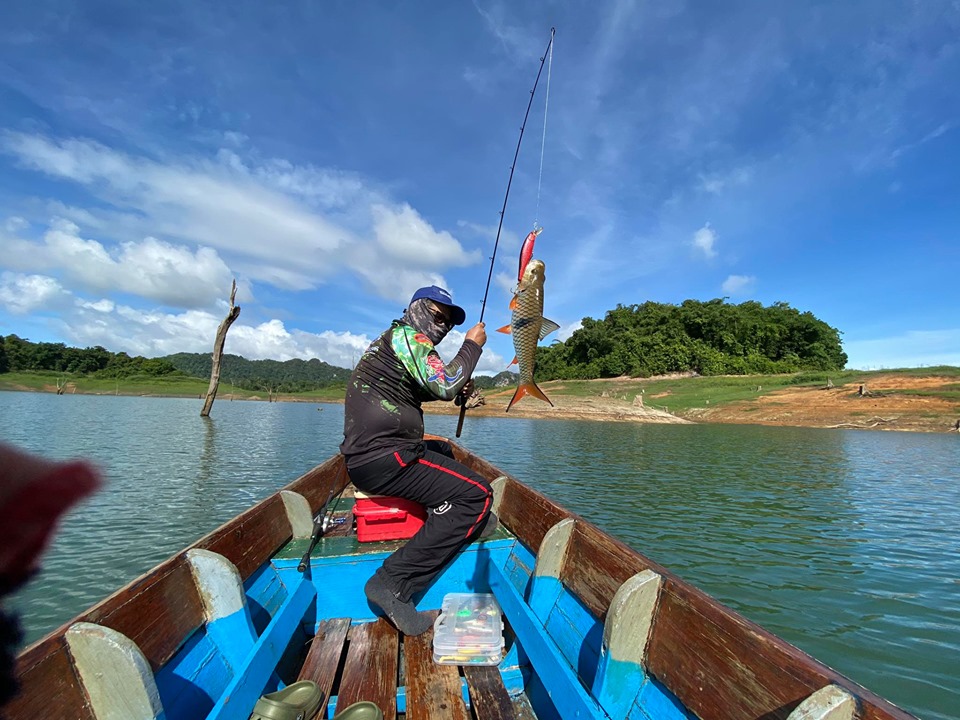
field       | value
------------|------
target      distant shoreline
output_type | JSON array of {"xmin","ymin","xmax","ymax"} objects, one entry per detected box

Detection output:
[{"xmin": 4, "ymin": 368, "xmax": 959, "ymax": 434}]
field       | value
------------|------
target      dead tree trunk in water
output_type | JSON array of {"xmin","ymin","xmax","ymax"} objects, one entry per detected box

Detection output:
[{"xmin": 201, "ymin": 280, "xmax": 241, "ymax": 417}]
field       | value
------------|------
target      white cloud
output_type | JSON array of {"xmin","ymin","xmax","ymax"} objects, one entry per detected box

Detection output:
[
  {"xmin": 4, "ymin": 216, "xmax": 29, "ymax": 233},
  {"xmin": 472, "ymin": 1, "xmax": 531, "ymax": 59},
  {"xmin": 435, "ymin": 327, "xmax": 508, "ymax": 376},
  {"xmin": 53, "ymin": 299, "xmax": 373, "ymax": 368},
  {"xmin": 0, "ymin": 272, "xmax": 71, "ymax": 314},
  {"xmin": 699, "ymin": 166, "xmax": 754, "ymax": 195},
  {"xmin": 0, "ymin": 132, "xmax": 480, "ymax": 302},
  {"xmin": 5, "ymin": 219, "xmax": 234, "ymax": 308},
  {"xmin": 691, "ymin": 223, "xmax": 717, "ymax": 258},
  {"xmin": 372, "ymin": 204, "xmax": 479, "ymax": 269},
  {"xmin": 721, "ymin": 274, "xmax": 756, "ymax": 295},
  {"xmin": 557, "ymin": 320, "xmax": 582, "ymax": 342}
]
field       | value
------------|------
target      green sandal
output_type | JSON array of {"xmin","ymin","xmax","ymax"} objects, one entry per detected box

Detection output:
[
  {"xmin": 333, "ymin": 702, "xmax": 384, "ymax": 720},
  {"xmin": 249, "ymin": 680, "xmax": 323, "ymax": 720}
]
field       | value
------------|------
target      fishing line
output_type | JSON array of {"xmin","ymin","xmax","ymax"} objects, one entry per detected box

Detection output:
[
  {"xmin": 457, "ymin": 26, "xmax": 556, "ymax": 438},
  {"xmin": 534, "ymin": 34, "xmax": 554, "ymax": 230},
  {"xmin": 478, "ymin": 26, "xmax": 556, "ymax": 325}
]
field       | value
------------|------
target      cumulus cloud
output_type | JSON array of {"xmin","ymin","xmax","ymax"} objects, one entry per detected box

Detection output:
[
  {"xmin": 557, "ymin": 320, "xmax": 582, "ymax": 342},
  {"xmin": 691, "ymin": 223, "xmax": 717, "ymax": 258},
  {"xmin": 4, "ymin": 216, "xmax": 29, "ymax": 233},
  {"xmin": 49, "ymin": 298, "xmax": 374, "ymax": 368},
  {"xmin": 0, "ymin": 132, "xmax": 480, "ymax": 301},
  {"xmin": 0, "ymin": 272, "xmax": 71, "ymax": 314},
  {"xmin": 721, "ymin": 274, "xmax": 756, "ymax": 295},
  {"xmin": 4, "ymin": 219, "xmax": 235, "ymax": 308}
]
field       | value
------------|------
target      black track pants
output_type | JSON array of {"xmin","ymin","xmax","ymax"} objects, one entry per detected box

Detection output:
[{"xmin": 346, "ymin": 440, "xmax": 493, "ymax": 603}]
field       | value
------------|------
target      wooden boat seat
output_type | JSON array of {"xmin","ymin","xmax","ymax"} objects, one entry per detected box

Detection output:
[{"xmin": 295, "ymin": 612, "xmax": 516, "ymax": 720}]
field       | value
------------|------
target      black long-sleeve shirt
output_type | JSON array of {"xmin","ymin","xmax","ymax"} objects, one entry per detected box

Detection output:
[{"xmin": 340, "ymin": 321, "xmax": 482, "ymax": 468}]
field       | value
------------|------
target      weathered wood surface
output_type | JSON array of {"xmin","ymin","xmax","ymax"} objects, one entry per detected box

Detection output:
[
  {"xmin": 560, "ymin": 520, "xmax": 668, "ymax": 622},
  {"xmin": 404, "ymin": 611, "xmax": 469, "ymax": 720},
  {"xmin": 511, "ymin": 479, "xmax": 914, "ymax": 720},
  {"xmin": 8, "ymin": 461, "xmax": 345, "ymax": 718},
  {"xmin": 335, "ymin": 619, "xmax": 398, "ymax": 720},
  {"xmin": 195, "ymin": 494, "xmax": 293, "ymax": 580},
  {"xmin": 200, "ymin": 278, "xmax": 240, "ymax": 417},
  {"xmin": 495, "ymin": 479, "xmax": 572, "ymax": 555},
  {"xmin": 7, "ymin": 637, "xmax": 94, "ymax": 720},
  {"xmin": 7, "ymin": 443, "xmax": 920, "ymax": 720},
  {"xmin": 287, "ymin": 457, "xmax": 349, "ymax": 516},
  {"xmin": 646, "ymin": 578, "xmax": 916, "ymax": 720},
  {"xmin": 297, "ymin": 618, "xmax": 351, "ymax": 717},
  {"xmin": 464, "ymin": 665, "xmax": 517, "ymax": 720}
]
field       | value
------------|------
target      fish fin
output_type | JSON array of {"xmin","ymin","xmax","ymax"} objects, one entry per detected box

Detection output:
[
  {"xmin": 496, "ymin": 324, "xmax": 512, "ymax": 334},
  {"xmin": 509, "ymin": 356, "xmax": 517, "ymax": 366},
  {"xmin": 539, "ymin": 318, "xmax": 561, "ymax": 340},
  {"xmin": 509, "ymin": 295, "xmax": 518, "ymax": 311},
  {"xmin": 505, "ymin": 381, "xmax": 553, "ymax": 412}
]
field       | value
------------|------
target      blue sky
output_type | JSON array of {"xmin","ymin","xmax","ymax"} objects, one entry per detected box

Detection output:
[{"xmin": 1, "ymin": 0, "xmax": 959, "ymax": 373}]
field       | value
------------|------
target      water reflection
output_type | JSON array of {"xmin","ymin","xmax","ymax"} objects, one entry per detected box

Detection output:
[{"xmin": 2, "ymin": 394, "xmax": 958, "ymax": 719}]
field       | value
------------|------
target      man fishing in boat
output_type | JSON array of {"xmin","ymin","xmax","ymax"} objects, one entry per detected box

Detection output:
[{"xmin": 339, "ymin": 286, "xmax": 495, "ymax": 636}]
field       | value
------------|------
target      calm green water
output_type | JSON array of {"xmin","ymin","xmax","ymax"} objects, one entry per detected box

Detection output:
[{"xmin": 1, "ymin": 392, "xmax": 957, "ymax": 720}]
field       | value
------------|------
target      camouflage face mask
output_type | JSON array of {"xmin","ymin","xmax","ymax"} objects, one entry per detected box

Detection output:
[{"xmin": 402, "ymin": 298, "xmax": 451, "ymax": 345}]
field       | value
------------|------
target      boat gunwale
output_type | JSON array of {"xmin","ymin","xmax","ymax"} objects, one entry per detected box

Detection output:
[{"xmin": 7, "ymin": 439, "xmax": 918, "ymax": 720}]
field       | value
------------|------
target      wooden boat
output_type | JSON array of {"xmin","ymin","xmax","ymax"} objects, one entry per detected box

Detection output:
[{"xmin": 5, "ymin": 437, "xmax": 917, "ymax": 720}]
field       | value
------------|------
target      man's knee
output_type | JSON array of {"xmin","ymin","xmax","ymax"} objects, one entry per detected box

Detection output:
[{"xmin": 424, "ymin": 439, "xmax": 455, "ymax": 458}]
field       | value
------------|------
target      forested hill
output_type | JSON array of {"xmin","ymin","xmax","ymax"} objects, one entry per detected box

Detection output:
[
  {"xmin": 2, "ymin": 298, "xmax": 847, "ymax": 389},
  {"xmin": 162, "ymin": 353, "xmax": 349, "ymax": 390},
  {"xmin": 535, "ymin": 299, "xmax": 847, "ymax": 380},
  {"xmin": 0, "ymin": 337, "xmax": 351, "ymax": 393}
]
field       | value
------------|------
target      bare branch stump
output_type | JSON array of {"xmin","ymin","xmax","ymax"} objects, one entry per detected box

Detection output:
[{"xmin": 201, "ymin": 280, "xmax": 241, "ymax": 417}]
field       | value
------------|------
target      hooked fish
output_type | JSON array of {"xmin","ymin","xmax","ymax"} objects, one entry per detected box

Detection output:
[{"xmin": 497, "ymin": 258, "xmax": 560, "ymax": 411}]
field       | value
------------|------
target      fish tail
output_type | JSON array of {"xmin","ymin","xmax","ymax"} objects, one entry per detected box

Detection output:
[{"xmin": 505, "ymin": 381, "xmax": 553, "ymax": 412}]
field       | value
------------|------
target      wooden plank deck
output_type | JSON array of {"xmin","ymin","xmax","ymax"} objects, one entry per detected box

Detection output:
[
  {"xmin": 464, "ymin": 665, "xmax": 517, "ymax": 720},
  {"xmin": 404, "ymin": 611, "xmax": 470, "ymax": 720},
  {"xmin": 335, "ymin": 619, "xmax": 399, "ymax": 719},
  {"xmin": 298, "ymin": 618, "xmax": 351, "ymax": 718},
  {"xmin": 293, "ymin": 612, "xmax": 519, "ymax": 720}
]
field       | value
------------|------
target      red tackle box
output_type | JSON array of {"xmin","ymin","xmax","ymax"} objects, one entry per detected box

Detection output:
[{"xmin": 353, "ymin": 492, "xmax": 427, "ymax": 543}]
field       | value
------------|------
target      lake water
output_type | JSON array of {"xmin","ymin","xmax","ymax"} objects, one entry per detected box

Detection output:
[{"xmin": 1, "ymin": 392, "xmax": 957, "ymax": 720}]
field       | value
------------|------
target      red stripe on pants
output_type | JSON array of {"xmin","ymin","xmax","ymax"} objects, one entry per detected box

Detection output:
[{"xmin": 417, "ymin": 458, "xmax": 491, "ymax": 538}]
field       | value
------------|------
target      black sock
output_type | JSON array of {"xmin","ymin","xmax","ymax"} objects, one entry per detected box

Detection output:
[
  {"xmin": 479, "ymin": 511, "xmax": 499, "ymax": 539},
  {"xmin": 364, "ymin": 572, "xmax": 433, "ymax": 636}
]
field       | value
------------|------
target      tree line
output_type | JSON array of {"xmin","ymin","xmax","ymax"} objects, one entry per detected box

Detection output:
[
  {"xmin": 1, "ymin": 335, "xmax": 180, "ymax": 377},
  {"xmin": 0, "ymin": 337, "xmax": 350, "ymax": 393},
  {"xmin": 163, "ymin": 352, "xmax": 347, "ymax": 392},
  {"xmin": 2, "ymin": 298, "xmax": 847, "ymax": 390},
  {"xmin": 534, "ymin": 299, "xmax": 847, "ymax": 380}
]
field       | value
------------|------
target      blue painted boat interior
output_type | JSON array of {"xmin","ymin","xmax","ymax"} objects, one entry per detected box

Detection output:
[{"xmin": 151, "ymin": 531, "xmax": 693, "ymax": 720}]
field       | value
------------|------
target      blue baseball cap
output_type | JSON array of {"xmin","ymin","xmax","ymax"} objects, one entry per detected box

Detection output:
[{"xmin": 410, "ymin": 285, "xmax": 466, "ymax": 326}]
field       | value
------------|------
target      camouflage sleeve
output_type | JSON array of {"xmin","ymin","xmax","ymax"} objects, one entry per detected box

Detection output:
[{"xmin": 391, "ymin": 325, "xmax": 482, "ymax": 401}]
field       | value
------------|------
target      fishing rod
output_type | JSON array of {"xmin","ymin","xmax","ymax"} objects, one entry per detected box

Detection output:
[
  {"xmin": 298, "ymin": 467, "xmax": 348, "ymax": 573},
  {"xmin": 456, "ymin": 26, "xmax": 556, "ymax": 438}
]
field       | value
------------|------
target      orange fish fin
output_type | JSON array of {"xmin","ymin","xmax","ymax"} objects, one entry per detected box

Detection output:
[
  {"xmin": 505, "ymin": 381, "xmax": 554, "ymax": 412},
  {"xmin": 508, "ymin": 295, "xmax": 518, "ymax": 311},
  {"xmin": 496, "ymin": 324, "xmax": 512, "ymax": 334},
  {"xmin": 509, "ymin": 356, "xmax": 517, "ymax": 366}
]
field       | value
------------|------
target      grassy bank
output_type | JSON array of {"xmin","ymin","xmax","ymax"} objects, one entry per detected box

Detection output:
[
  {"xmin": 540, "ymin": 366, "xmax": 960, "ymax": 414},
  {"xmin": 3, "ymin": 367, "xmax": 959, "ymax": 409},
  {"xmin": 0, "ymin": 371, "xmax": 348, "ymax": 402}
]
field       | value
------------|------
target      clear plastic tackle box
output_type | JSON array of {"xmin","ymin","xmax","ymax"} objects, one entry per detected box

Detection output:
[{"xmin": 432, "ymin": 593, "xmax": 504, "ymax": 666}]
